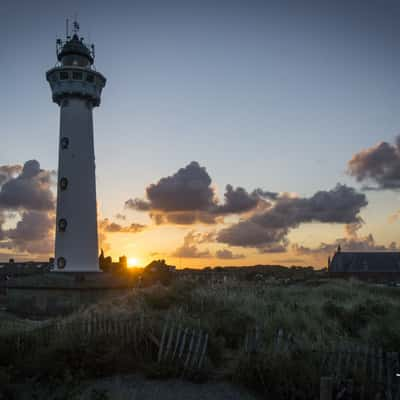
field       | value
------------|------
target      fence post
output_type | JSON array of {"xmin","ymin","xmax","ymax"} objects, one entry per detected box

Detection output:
[
  {"xmin": 386, "ymin": 352, "xmax": 394, "ymax": 400},
  {"xmin": 378, "ymin": 347, "xmax": 384, "ymax": 384},
  {"xmin": 320, "ymin": 377, "xmax": 333, "ymax": 400}
]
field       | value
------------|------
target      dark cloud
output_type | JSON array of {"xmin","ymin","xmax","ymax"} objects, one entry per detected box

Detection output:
[
  {"xmin": 217, "ymin": 184, "xmax": 367, "ymax": 251},
  {"xmin": 0, "ymin": 161, "xmax": 56, "ymax": 257},
  {"xmin": 0, "ymin": 164, "xmax": 22, "ymax": 186},
  {"xmin": 0, "ymin": 160, "xmax": 55, "ymax": 211},
  {"xmin": 143, "ymin": 161, "xmax": 214, "ymax": 212},
  {"xmin": 1, "ymin": 210, "xmax": 54, "ymax": 254},
  {"xmin": 214, "ymin": 185, "xmax": 264, "ymax": 214},
  {"xmin": 172, "ymin": 232, "xmax": 211, "ymax": 258},
  {"xmin": 126, "ymin": 161, "xmax": 269, "ymax": 224},
  {"xmin": 215, "ymin": 248, "xmax": 245, "ymax": 259},
  {"xmin": 99, "ymin": 218, "xmax": 146, "ymax": 233},
  {"xmin": 347, "ymin": 135, "xmax": 400, "ymax": 190},
  {"xmin": 125, "ymin": 198, "xmax": 151, "ymax": 211},
  {"xmin": 218, "ymin": 219, "xmax": 288, "ymax": 249}
]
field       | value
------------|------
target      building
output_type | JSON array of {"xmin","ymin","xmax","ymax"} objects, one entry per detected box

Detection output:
[
  {"xmin": 328, "ymin": 246, "xmax": 400, "ymax": 281},
  {"xmin": 46, "ymin": 21, "xmax": 106, "ymax": 272},
  {"xmin": 0, "ymin": 259, "xmax": 54, "ymax": 279}
]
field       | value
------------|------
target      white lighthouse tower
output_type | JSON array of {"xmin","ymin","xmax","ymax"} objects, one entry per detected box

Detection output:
[{"xmin": 46, "ymin": 21, "xmax": 106, "ymax": 272}]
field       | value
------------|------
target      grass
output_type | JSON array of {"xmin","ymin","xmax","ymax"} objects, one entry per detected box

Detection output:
[{"xmin": 1, "ymin": 277, "xmax": 399, "ymax": 399}]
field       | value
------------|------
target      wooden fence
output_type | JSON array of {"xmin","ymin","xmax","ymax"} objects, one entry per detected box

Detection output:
[
  {"xmin": 1, "ymin": 313, "xmax": 209, "ymax": 376},
  {"xmin": 157, "ymin": 319, "xmax": 209, "ymax": 376},
  {"xmin": 244, "ymin": 325, "xmax": 400, "ymax": 399},
  {"xmin": 320, "ymin": 342, "xmax": 400, "ymax": 399},
  {"xmin": 2, "ymin": 313, "xmax": 156, "ymax": 358},
  {"xmin": 1, "ymin": 316, "xmax": 399, "ymax": 398}
]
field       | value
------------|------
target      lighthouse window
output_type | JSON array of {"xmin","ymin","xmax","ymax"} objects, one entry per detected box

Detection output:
[
  {"xmin": 60, "ymin": 177, "xmax": 68, "ymax": 190},
  {"xmin": 72, "ymin": 71, "xmax": 83, "ymax": 80},
  {"xmin": 57, "ymin": 257, "xmax": 66, "ymax": 269},
  {"xmin": 59, "ymin": 71, "xmax": 69, "ymax": 80},
  {"xmin": 61, "ymin": 137, "xmax": 69, "ymax": 149},
  {"xmin": 58, "ymin": 218, "xmax": 67, "ymax": 232},
  {"xmin": 86, "ymin": 74, "xmax": 94, "ymax": 83}
]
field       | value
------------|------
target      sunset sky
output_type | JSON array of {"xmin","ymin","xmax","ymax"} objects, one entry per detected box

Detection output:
[{"xmin": 1, "ymin": 0, "xmax": 400, "ymax": 268}]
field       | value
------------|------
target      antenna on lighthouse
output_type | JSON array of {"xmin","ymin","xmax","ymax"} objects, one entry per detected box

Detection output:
[
  {"xmin": 66, "ymin": 18, "xmax": 69, "ymax": 38},
  {"xmin": 73, "ymin": 13, "xmax": 80, "ymax": 35}
]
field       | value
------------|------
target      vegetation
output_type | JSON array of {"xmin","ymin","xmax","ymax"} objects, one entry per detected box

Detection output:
[{"xmin": 1, "ymin": 277, "xmax": 399, "ymax": 399}]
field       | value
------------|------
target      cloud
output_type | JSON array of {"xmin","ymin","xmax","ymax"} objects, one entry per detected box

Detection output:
[
  {"xmin": 293, "ymin": 234, "xmax": 398, "ymax": 256},
  {"xmin": 125, "ymin": 198, "xmax": 151, "ymax": 211},
  {"xmin": 213, "ymin": 185, "xmax": 267, "ymax": 214},
  {"xmin": 196, "ymin": 230, "xmax": 217, "ymax": 243},
  {"xmin": 99, "ymin": 218, "xmax": 146, "ymax": 233},
  {"xmin": 292, "ymin": 221, "xmax": 398, "ymax": 263},
  {"xmin": 97, "ymin": 217, "xmax": 146, "ymax": 254},
  {"xmin": 215, "ymin": 248, "xmax": 245, "ymax": 259},
  {"xmin": 131, "ymin": 161, "xmax": 214, "ymax": 212},
  {"xmin": 0, "ymin": 165, "xmax": 22, "ymax": 186},
  {"xmin": 0, "ymin": 161, "xmax": 56, "ymax": 257},
  {"xmin": 218, "ymin": 219, "xmax": 288, "ymax": 249},
  {"xmin": 388, "ymin": 210, "xmax": 400, "ymax": 224},
  {"xmin": 1, "ymin": 210, "xmax": 54, "ymax": 254},
  {"xmin": 258, "ymin": 241, "xmax": 289, "ymax": 253},
  {"xmin": 217, "ymin": 184, "xmax": 367, "ymax": 251},
  {"xmin": 347, "ymin": 135, "xmax": 400, "ymax": 190},
  {"xmin": 0, "ymin": 160, "xmax": 55, "ymax": 211},
  {"xmin": 0, "ymin": 212, "xmax": 5, "ymax": 241},
  {"xmin": 114, "ymin": 213, "xmax": 126, "ymax": 221},
  {"xmin": 172, "ymin": 231, "xmax": 211, "ymax": 258},
  {"xmin": 125, "ymin": 161, "xmax": 269, "ymax": 225}
]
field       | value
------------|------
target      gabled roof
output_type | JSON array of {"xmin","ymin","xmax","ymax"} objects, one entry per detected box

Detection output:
[{"xmin": 329, "ymin": 252, "xmax": 400, "ymax": 273}]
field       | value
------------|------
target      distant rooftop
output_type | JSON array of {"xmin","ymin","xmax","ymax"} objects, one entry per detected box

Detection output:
[{"xmin": 329, "ymin": 251, "xmax": 400, "ymax": 273}]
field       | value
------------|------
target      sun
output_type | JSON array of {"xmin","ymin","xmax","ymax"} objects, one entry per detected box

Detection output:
[{"xmin": 127, "ymin": 257, "xmax": 139, "ymax": 268}]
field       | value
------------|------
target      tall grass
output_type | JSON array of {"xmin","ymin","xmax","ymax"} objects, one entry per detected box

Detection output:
[{"xmin": 1, "ymin": 278, "xmax": 399, "ymax": 399}]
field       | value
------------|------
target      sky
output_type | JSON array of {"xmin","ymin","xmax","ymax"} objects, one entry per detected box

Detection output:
[{"xmin": 0, "ymin": 0, "xmax": 399, "ymax": 268}]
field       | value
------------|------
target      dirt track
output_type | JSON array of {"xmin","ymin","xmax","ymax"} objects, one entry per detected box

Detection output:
[{"xmin": 9, "ymin": 375, "xmax": 261, "ymax": 400}]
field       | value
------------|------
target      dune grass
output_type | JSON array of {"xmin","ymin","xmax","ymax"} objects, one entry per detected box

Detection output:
[{"xmin": 0, "ymin": 277, "xmax": 399, "ymax": 399}]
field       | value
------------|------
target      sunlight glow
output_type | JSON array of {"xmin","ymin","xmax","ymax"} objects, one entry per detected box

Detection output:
[{"xmin": 127, "ymin": 257, "xmax": 139, "ymax": 268}]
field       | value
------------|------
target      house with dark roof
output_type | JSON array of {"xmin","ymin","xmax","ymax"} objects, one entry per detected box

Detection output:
[{"xmin": 328, "ymin": 246, "xmax": 400, "ymax": 281}]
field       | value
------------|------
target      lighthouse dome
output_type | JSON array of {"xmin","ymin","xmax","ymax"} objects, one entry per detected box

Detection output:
[{"xmin": 57, "ymin": 34, "xmax": 94, "ymax": 67}]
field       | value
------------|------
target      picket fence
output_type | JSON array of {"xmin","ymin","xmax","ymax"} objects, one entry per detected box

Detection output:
[
  {"xmin": 2, "ymin": 316, "xmax": 399, "ymax": 398},
  {"xmin": 1, "ymin": 314, "xmax": 209, "ymax": 376},
  {"xmin": 157, "ymin": 319, "xmax": 209, "ymax": 375},
  {"xmin": 244, "ymin": 326, "xmax": 400, "ymax": 399}
]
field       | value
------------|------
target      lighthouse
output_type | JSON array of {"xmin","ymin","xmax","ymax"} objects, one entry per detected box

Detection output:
[{"xmin": 46, "ymin": 21, "xmax": 106, "ymax": 272}]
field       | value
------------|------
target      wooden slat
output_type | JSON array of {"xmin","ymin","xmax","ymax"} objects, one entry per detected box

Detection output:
[
  {"xmin": 172, "ymin": 325, "xmax": 182, "ymax": 361},
  {"xmin": 157, "ymin": 319, "xmax": 169, "ymax": 363},
  {"xmin": 164, "ymin": 323, "xmax": 175, "ymax": 361},
  {"xmin": 183, "ymin": 329, "xmax": 195, "ymax": 371},
  {"xmin": 192, "ymin": 331, "xmax": 203, "ymax": 368},
  {"xmin": 198, "ymin": 333, "xmax": 208, "ymax": 369},
  {"xmin": 178, "ymin": 328, "xmax": 188, "ymax": 360}
]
